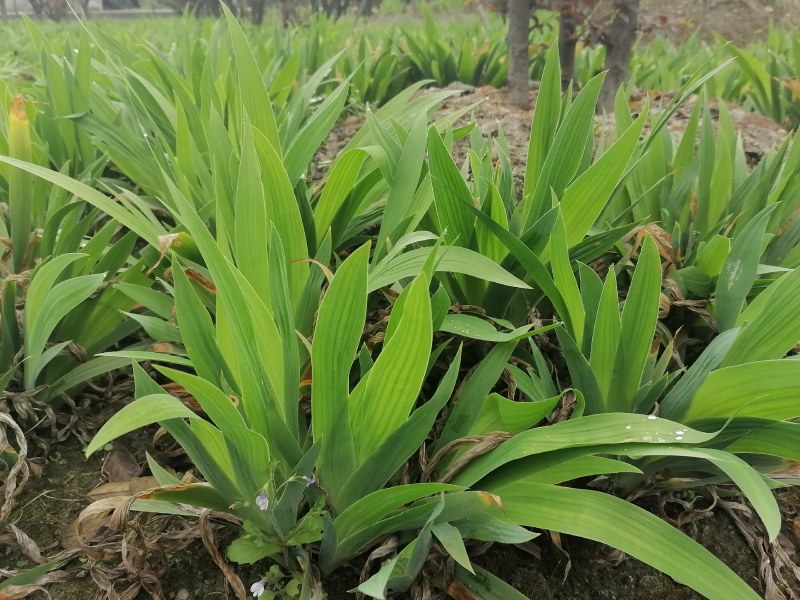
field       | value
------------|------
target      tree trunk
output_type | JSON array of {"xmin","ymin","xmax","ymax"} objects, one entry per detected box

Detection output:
[
  {"xmin": 507, "ymin": 0, "xmax": 531, "ymax": 109},
  {"xmin": 557, "ymin": 0, "xmax": 579, "ymax": 90},
  {"xmin": 599, "ymin": 0, "xmax": 640, "ymax": 111},
  {"xmin": 358, "ymin": 0, "xmax": 380, "ymax": 15},
  {"xmin": 250, "ymin": 0, "xmax": 265, "ymax": 24}
]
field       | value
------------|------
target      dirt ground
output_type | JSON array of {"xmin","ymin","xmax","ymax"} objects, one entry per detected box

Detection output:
[{"xmin": 639, "ymin": 0, "xmax": 800, "ymax": 45}]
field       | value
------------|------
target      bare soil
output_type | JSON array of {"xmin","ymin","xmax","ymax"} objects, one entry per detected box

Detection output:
[{"xmin": 640, "ymin": 0, "xmax": 800, "ymax": 45}]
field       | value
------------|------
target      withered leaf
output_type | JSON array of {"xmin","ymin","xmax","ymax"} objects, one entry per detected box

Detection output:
[
  {"xmin": 101, "ymin": 445, "xmax": 141, "ymax": 483},
  {"xmin": 87, "ymin": 476, "xmax": 159, "ymax": 501}
]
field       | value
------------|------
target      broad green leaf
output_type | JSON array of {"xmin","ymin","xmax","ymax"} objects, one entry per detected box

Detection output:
[
  {"xmin": 722, "ymin": 420, "xmax": 800, "ymax": 462},
  {"xmin": 329, "ymin": 491, "xmax": 495, "ymax": 571},
  {"xmin": 550, "ymin": 212, "xmax": 585, "ymax": 345},
  {"xmin": 25, "ymin": 273, "xmax": 104, "ymax": 389},
  {"xmin": 8, "ymin": 96, "xmax": 33, "ymax": 273},
  {"xmin": 659, "ymin": 329, "xmax": 738, "ymax": 422},
  {"xmin": 451, "ymin": 513, "xmax": 537, "ymax": 545},
  {"xmin": 138, "ymin": 482, "xmax": 230, "ymax": 512},
  {"xmin": 332, "ymin": 483, "xmax": 461, "ymax": 544},
  {"xmin": 228, "ymin": 534, "xmax": 282, "ymax": 565},
  {"xmin": 25, "ymin": 253, "xmax": 86, "ymax": 328},
  {"xmin": 439, "ymin": 314, "xmax": 545, "ymax": 342},
  {"xmin": 312, "ymin": 244, "xmax": 369, "ymax": 502},
  {"xmin": 468, "ymin": 393, "xmax": 559, "ymax": 436},
  {"xmin": 724, "ymin": 267, "xmax": 800, "ymax": 365},
  {"xmin": 454, "ymin": 565, "xmax": 529, "ymax": 600},
  {"xmin": 696, "ymin": 235, "xmax": 731, "ymax": 277},
  {"xmin": 351, "ymin": 275, "xmax": 432, "ymax": 461},
  {"xmin": 234, "ymin": 121, "xmax": 270, "ymax": 303},
  {"xmin": 590, "ymin": 268, "xmax": 621, "ymax": 408},
  {"xmin": 523, "ymin": 44, "xmax": 561, "ymax": 203},
  {"xmin": 374, "ymin": 113, "xmax": 429, "ymax": 259},
  {"xmin": 493, "ymin": 482, "xmax": 760, "ymax": 600},
  {"xmin": 157, "ymin": 366, "xmax": 271, "ymax": 494},
  {"xmin": 620, "ymin": 445, "xmax": 780, "ymax": 540},
  {"xmin": 355, "ymin": 554, "xmax": 400, "ymax": 599},
  {"xmin": 683, "ymin": 360, "xmax": 800, "ymax": 423},
  {"xmin": 435, "ymin": 340, "xmax": 519, "ymax": 453},
  {"xmin": 338, "ymin": 347, "xmax": 462, "ymax": 508},
  {"xmin": 223, "ymin": 6, "xmax": 280, "ymax": 149},
  {"xmin": 432, "ymin": 523, "xmax": 473, "ymax": 573},
  {"xmin": 428, "ymin": 127, "xmax": 476, "ymax": 247},
  {"xmin": 560, "ymin": 106, "xmax": 647, "ymax": 247},
  {"xmin": 86, "ymin": 393, "xmax": 199, "ymax": 456},
  {"xmin": 609, "ymin": 236, "xmax": 661, "ymax": 412},
  {"xmin": 715, "ymin": 205, "xmax": 775, "ymax": 331},
  {"xmin": 173, "ymin": 263, "xmax": 230, "ymax": 387},
  {"xmin": 0, "ymin": 156, "xmax": 164, "ymax": 246},
  {"xmin": 453, "ymin": 414, "xmax": 716, "ymax": 487},
  {"xmin": 252, "ymin": 130, "xmax": 310, "ymax": 307},
  {"xmin": 314, "ymin": 149, "xmax": 368, "ymax": 243},
  {"xmin": 115, "ymin": 283, "xmax": 174, "ymax": 320},
  {"xmin": 122, "ymin": 313, "xmax": 179, "ymax": 342},
  {"xmin": 484, "ymin": 450, "xmax": 642, "ymax": 486},
  {"xmin": 525, "ymin": 74, "xmax": 605, "ymax": 227},
  {"xmin": 369, "ymin": 246, "xmax": 529, "ymax": 291},
  {"xmin": 284, "ymin": 81, "xmax": 349, "ymax": 186}
]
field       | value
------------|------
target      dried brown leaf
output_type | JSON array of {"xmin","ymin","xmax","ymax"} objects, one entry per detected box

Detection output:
[
  {"xmin": 62, "ymin": 496, "xmax": 129, "ymax": 549},
  {"xmin": 446, "ymin": 581, "xmax": 479, "ymax": 600},
  {"xmin": 87, "ymin": 476, "xmax": 159, "ymax": 501},
  {"xmin": 0, "ymin": 413, "xmax": 29, "ymax": 522},
  {"xmin": 101, "ymin": 445, "xmax": 141, "ymax": 483}
]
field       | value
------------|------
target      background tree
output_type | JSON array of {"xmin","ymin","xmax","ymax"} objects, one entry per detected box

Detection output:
[
  {"xmin": 507, "ymin": 0, "xmax": 531, "ymax": 108},
  {"xmin": 501, "ymin": 0, "xmax": 641, "ymax": 109},
  {"xmin": 557, "ymin": 0, "xmax": 580, "ymax": 89},
  {"xmin": 598, "ymin": 0, "xmax": 640, "ymax": 110}
]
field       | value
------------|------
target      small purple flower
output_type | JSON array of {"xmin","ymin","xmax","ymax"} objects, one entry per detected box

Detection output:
[
  {"xmin": 255, "ymin": 491, "xmax": 269, "ymax": 511},
  {"xmin": 250, "ymin": 578, "xmax": 266, "ymax": 598},
  {"xmin": 300, "ymin": 474, "xmax": 316, "ymax": 487}
]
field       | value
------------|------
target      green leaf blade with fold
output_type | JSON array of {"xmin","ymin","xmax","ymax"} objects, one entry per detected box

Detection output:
[
  {"xmin": 8, "ymin": 96, "xmax": 33, "ymax": 273},
  {"xmin": 523, "ymin": 44, "xmax": 561, "ymax": 204},
  {"xmin": 525, "ymin": 73, "xmax": 605, "ymax": 228},
  {"xmin": 609, "ymin": 236, "xmax": 661, "ymax": 412},
  {"xmin": 714, "ymin": 205, "xmax": 775, "ymax": 331},
  {"xmin": 86, "ymin": 393, "xmax": 200, "ymax": 457},
  {"xmin": 723, "ymin": 266, "xmax": 800, "ymax": 366},
  {"xmin": 368, "ymin": 246, "xmax": 529, "ymax": 291},
  {"xmin": 0, "ymin": 156, "xmax": 164, "ymax": 247},
  {"xmin": 550, "ymin": 212, "xmax": 585, "ymax": 345},
  {"xmin": 173, "ymin": 263, "xmax": 230, "ymax": 387},
  {"xmin": 25, "ymin": 273, "xmax": 105, "ymax": 389},
  {"xmin": 453, "ymin": 414, "xmax": 716, "ymax": 488},
  {"xmin": 284, "ymin": 81, "xmax": 349, "ymax": 186},
  {"xmin": 589, "ymin": 268, "xmax": 621, "ymax": 410},
  {"xmin": 337, "ymin": 347, "xmax": 462, "ymax": 509},
  {"xmin": 252, "ymin": 130, "xmax": 310, "ymax": 308},
  {"xmin": 427, "ymin": 126, "xmax": 476, "ymax": 248},
  {"xmin": 311, "ymin": 243, "xmax": 370, "ymax": 503},
  {"xmin": 223, "ymin": 6, "xmax": 280, "ymax": 150},
  {"xmin": 682, "ymin": 360, "xmax": 800, "ymax": 423},
  {"xmin": 493, "ymin": 482, "xmax": 760, "ymax": 600},
  {"xmin": 351, "ymin": 274, "xmax": 432, "ymax": 462},
  {"xmin": 560, "ymin": 106, "xmax": 648, "ymax": 247}
]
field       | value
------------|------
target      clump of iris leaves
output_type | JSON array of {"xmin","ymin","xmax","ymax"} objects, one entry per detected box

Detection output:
[{"xmin": 2, "ymin": 10, "xmax": 800, "ymax": 600}]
